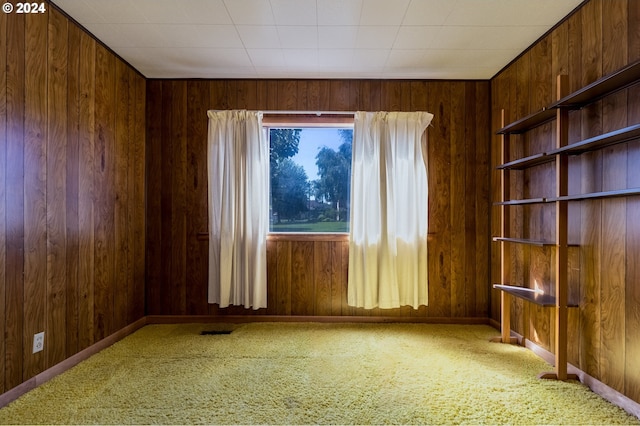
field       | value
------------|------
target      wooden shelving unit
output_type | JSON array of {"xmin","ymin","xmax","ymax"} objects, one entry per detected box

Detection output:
[
  {"xmin": 492, "ymin": 237, "xmax": 553, "ymax": 247},
  {"xmin": 497, "ymin": 108, "xmax": 557, "ymax": 135},
  {"xmin": 493, "ymin": 58, "xmax": 640, "ymax": 381},
  {"xmin": 495, "ymin": 198, "xmax": 547, "ymax": 205},
  {"xmin": 550, "ymin": 60, "xmax": 640, "ymax": 109},
  {"xmin": 547, "ymin": 123, "xmax": 640, "ymax": 156},
  {"xmin": 497, "ymin": 153, "xmax": 555, "ymax": 170},
  {"xmin": 549, "ymin": 188, "xmax": 640, "ymax": 202},
  {"xmin": 493, "ymin": 285, "xmax": 557, "ymax": 307}
]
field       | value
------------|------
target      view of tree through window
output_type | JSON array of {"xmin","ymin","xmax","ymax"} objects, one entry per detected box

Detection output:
[{"xmin": 269, "ymin": 127, "xmax": 353, "ymax": 233}]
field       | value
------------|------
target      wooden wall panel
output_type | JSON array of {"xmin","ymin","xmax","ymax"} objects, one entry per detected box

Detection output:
[
  {"xmin": 5, "ymin": 11, "xmax": 25, "ymax": 392},
  {"xmin": 291, "ymin": 241, "xmax": 314, "ymax": 315},
  {"xmin": 46, "ymin": 8, "xmax": 68, "ymax": 368},
  {"xmin": 145, "ymin": 79, "xmax": 491, "ymax": 320},
  {"xmin": 275, "ymin": 241, "xmax": 292, "ymax": 315},
  {"xmin": 23, "ymin": 10, "xmax": 48, "ymax": 380},
  {"xmin": 65, "ymin": 20, "xmax": 80, "ymax": 360},
  {"xmin": 77, "ymin": 31, "xmax": 96, "ymax": 349},
  {"xmin": 0, "ymin": 4, "xmax": 145, "ymax": 396},
  {"xmin": 450, "ymin": 82, "xmax": 466, "ymax": 318},
  {"xmin": 314, "ymin": 241, "xmax": 333, "ymax": 316},
  {"xmin": 600, "ymin": 0, "xmax": 629, "ymax": 394},
  {"xmin": 626, "ymin": 23, "xmax": 640, "ymax": 400},
  {"xmin": 133, "ymin": 72, "xmax": 146, "ymax": 323},
  {"xmin": 145, "ymin": 80, "xmax": 162, "ymax": 316},
  {"xmin": 93, "ymin": 44, "xmax": 116, "ymax": 342},
  {"xmin": 427, "ymin": 81, "xmax": 452, "ymax": 318},
  {"xmin": 170, "ymin": 81, "xmax": 187, "ymax": 315},
  {"xmin": 0, "ymin": 6, "xmax": 7, "ymax": 397},
  {"xmin": 474, "ymin": 82, "xmax": 491, "ymax": 318},
  {"xmin": 491, "ymin": 0, "xmax": 640, "ymax": 405},
  {"xmin": 579, "ymin": 0, "xmax": 604, "ymax": 382},
  {"xmin": 114, "ymin": 60, "xmax": 130, "ymax": 333},
  {"xmin": 186, "ymin": 81, "xmax": 209, "ymax": 315}
]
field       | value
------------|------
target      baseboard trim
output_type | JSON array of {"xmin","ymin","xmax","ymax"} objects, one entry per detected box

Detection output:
[
  {"xmin": 514, "ymin": 332, "xmax": 640, "ymax": 419},
  {"xmin": 488, "ymin": 318, "xmax": 500, "ymax": 330},
  {"xmin": 145, "ymin": 315, "xmax": 491, "ymax": 325},
  {"xmin": 0, "ymin": 317, "xmax": 148, "ymax": 408}
]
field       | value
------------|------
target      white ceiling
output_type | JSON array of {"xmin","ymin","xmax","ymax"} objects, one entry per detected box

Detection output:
[{"xmin": 51, "ymin": 0, "xmax": 584, "ymax": 80}]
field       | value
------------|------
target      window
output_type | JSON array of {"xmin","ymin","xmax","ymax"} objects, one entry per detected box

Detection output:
[{"xmin": 266, "ymin": 121, "xmax": 353, "ymax": 233}]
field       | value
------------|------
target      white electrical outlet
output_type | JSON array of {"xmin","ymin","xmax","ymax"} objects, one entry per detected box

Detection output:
[{"xmin": 33, "ymin": 332, "xmax": 44, "ymax": 354}]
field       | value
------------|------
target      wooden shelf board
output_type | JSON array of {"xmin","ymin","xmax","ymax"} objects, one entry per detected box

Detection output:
[
  {"xmin": 548, "ymin": 187, "xmax": 640, "ymax": 202},
  {"xmin": 493, "ymin": 284, "xmax": 557, "ymax": 307},
  {"xmin": 495, "ymin": 198, "xmax": 547, "ymax": 205},
  {"xmin": 550, "ymin": 59, "xmax": 640, "ymax": 109},
  {"xmin": 497, "ymin": 108, "xmax": 557, "ymax": 135},
  {"xmin": 492, "ymin": 237, "xmax": 554, "ymax": 247},
  {"xmin": 497, "ymin": 153, "xmax": 554, "ymax": 170},
  {"xmin": 548, "ymin": 124, "xmax": 640, "ymax": 156}
]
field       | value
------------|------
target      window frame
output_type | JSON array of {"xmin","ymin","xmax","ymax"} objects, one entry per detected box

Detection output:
[{"xmin": 263, "ymin": 114, "xmax": 354, "ymax": 237}]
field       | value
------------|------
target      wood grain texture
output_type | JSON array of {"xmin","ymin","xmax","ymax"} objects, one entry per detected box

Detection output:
[
  {"xmin": 46, "ymin": 7, "xmax": 69, "ymax": 368},
  {"xmin": 275, "ymin": 241, "xmax": 292, "ymax": 315},
  {"xmin": 314, "ymin": 242, "xmax": 333, "ymax": 316},
  {"xmin": 450, "ymin": 82, "xmax": 466, "ymax": 317},
  {"xmin": 23, "ymin": 10, "xmax": 48, "ymax": 380},
  {"xmin": 170, "ymin": 81, "xmax": 187, "ymax": 315},
  {"xmin": 266, "ymin": 240, "xmax": 278, "ymax": 315},
  {"xmin": 65, "ymin": 20, "xmax": 80, "ymax": 360},
  {"xmin": 146, "ymin": 79, "xmax": 490, "ymax": 320},
  {"xmin": 160, "ymin": 81, "xmax": 174, "ymax": 316},
  {"xmin": 603, "ymin": 0, "xmax": 628, "ymax": 74},
  {"xmin": 77, "ymin": 31, "xmax": 96, "ymax": 349},
  {"xmin": 630, "ymin": 0, "xmax": 640, "ymax": 61},
  {"xmin": 186, "ymin": 81, "xmax": 209, "ymax": 315},
  {"xmin": 532, "ymin": 38, "xmax": 554, "ymax": 354},
  {"xmin": 513, "ymin": 55, "xmax": 529, "ymax": 335},
  {"xmin": 462, "ymin": 82, "xmax": 477, "ymax": 317},
  {"xmin": 113, "ymin": 60, "xmax": 130, "ymax": 331},
  {"xmin": 490, "ymin": 73, "xmax": 506, "ymax": 322},
  {"xmin": 581, "ymin": 0, "xmax": 604, "ymax": 86},
  {"xmin": 5, "ymin": 11, "xmax": 25, "ymax": 392},
  {"xmin": 600, "ymin": 62, "xmax": 628, "ymax": 392},
  {"xmin": 130, "ymin": 68, "xmax": 145, "ymax": 324},
  {"xmin": 93, "ymin": 44, "xmax": 116, "ymax": 342},
  {"xmin": 626, "ymin": 77, "xmax": 640, "ymax": 403},
  {"xmin": 474, "ymin": 82, "xmax": 491, "ymax": 318},
  {"xmin": 291, "ymin": 241, "xmax": 314, "ymax": 316},
  {"xmin": 0, "ymin": 5, "xmax": 146, "ymax": 396},
  {"xmin": 426, "ymin": 81, "xmax": 452, "ymax": 318},
  {"xmin": 579, "ymin": 0, "xmax": 604, "ymax": 382},
  {"xmin": 0, "ymin": 7, "xmax": 7, "ymax": 396},
  {"xmin": 491, "ymin": 0, "xmax": 640, "ymax": 404},
  {"xmin": 626, "ymin": 156, "xmax": 640, "ymax": 403},
  {"xmin": 145, "ymin": 80, "xmax": 162, "ymax": 315}
]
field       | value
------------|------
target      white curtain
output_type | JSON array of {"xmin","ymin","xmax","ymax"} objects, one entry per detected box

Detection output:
[
  {"xmin": 207, "ymin": 110, "xmax": 268, "ymax": 309},
  {"xmin": 348, "ymin": 111, "xmax": 434, "ymax": 309}
]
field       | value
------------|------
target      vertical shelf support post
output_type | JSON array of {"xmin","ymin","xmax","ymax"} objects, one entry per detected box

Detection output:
[
  {"xmin": 494, "ymin": 109, "xmax": 516, "ymax": 344},
  {"xmin": 539, "ymin": 75, "xmax": 577, "ymax": 381}
]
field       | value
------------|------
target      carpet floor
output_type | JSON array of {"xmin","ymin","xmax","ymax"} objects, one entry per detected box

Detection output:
[{"xmin": 0, "ymin": 322, "xmax": 638, "ymax": 425}]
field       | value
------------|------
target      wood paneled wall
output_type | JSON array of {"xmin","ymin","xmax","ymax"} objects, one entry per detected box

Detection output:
[
  {"xmin": 145, "ymin": 79, "xmax": 491, "ymax": 319},
  {"xmin": 491, "ymin": 0, "xmax": 640, "ymax": 404},
  {"xmin": 0, "ymin": 6, "xmax": 146, "ymax": 393}
]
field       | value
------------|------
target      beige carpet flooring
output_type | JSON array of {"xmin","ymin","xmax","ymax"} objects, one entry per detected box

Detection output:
[{"xmin": 0, "ymin": 322, "xmax": 638, "ymax": 425}]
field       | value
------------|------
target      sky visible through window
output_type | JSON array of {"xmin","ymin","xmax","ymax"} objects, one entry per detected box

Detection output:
[{"xmin": 293, "ymin": 128, "xmax": 344, "ymax": 181}]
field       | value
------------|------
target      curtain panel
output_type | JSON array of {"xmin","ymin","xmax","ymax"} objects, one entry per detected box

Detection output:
[
  {"xmin": 207, "ymin": 110, "xmax": 268, "ymax": 309},
  {"xmin": 348, "ymin": 111, "xmax": 434, "ymax": 309}
]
